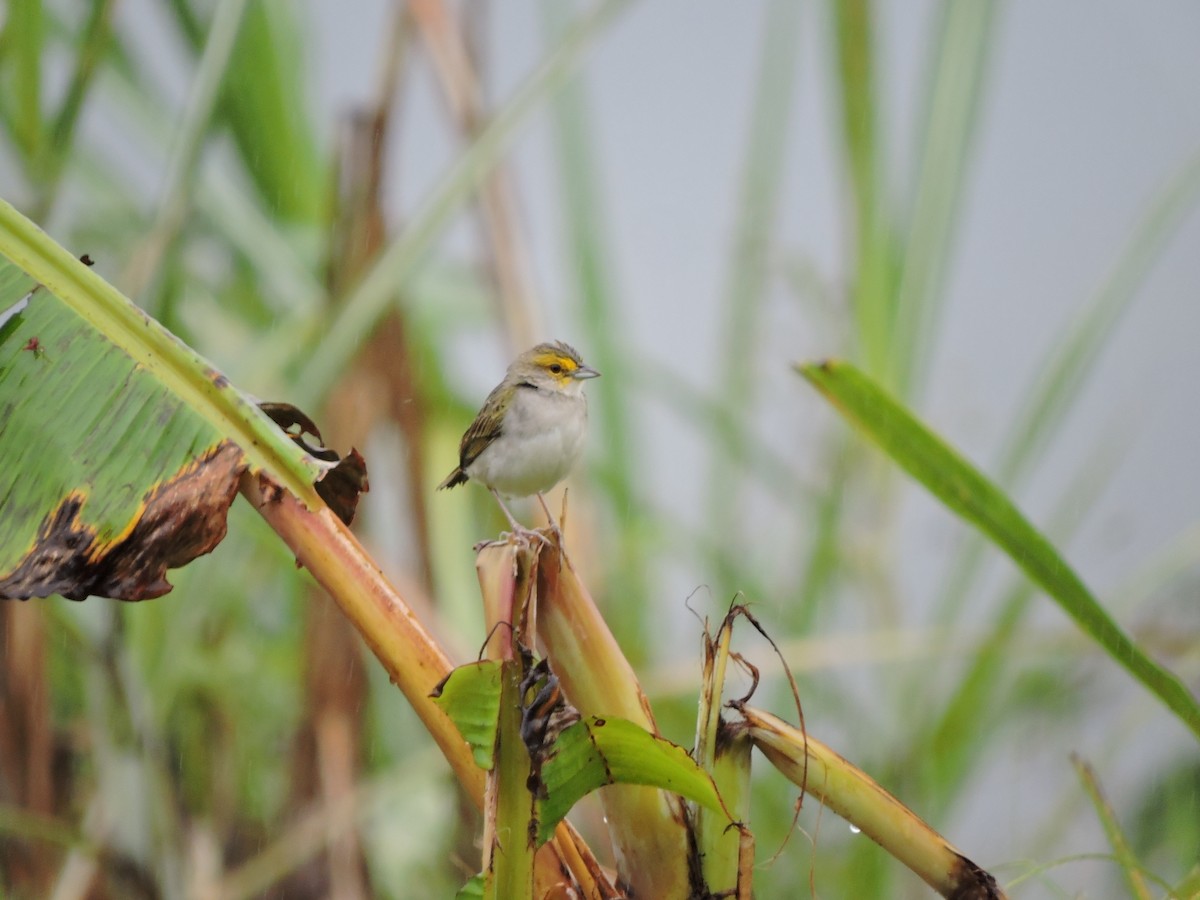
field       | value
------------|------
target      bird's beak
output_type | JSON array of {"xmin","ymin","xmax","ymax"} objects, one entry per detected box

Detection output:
[{"xmin": 573, "ymin": 365, "xmax": 601, "ymax": 380}]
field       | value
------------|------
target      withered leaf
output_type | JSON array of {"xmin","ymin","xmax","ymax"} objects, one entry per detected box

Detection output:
[
  {"xmin": 0, "ymin": 443, "xmax": 245, "ymax": 601},
  {"xmin": 260, "ymin": 401, "xmax": 369, "ymax": 525}
]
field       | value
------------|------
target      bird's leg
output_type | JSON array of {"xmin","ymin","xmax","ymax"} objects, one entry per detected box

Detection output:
[
  {"xmin": 490, "ymin": 488, "xmax": 551, "ymax": 549},
  {"xmin": 491, "ymin": 488, "xmax": 524, "ymax": 532}
]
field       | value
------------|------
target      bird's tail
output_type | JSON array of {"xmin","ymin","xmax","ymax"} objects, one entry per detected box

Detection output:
[{"xmin": 437, "ymin": 468, "xmax": 468, "ymax": 490}]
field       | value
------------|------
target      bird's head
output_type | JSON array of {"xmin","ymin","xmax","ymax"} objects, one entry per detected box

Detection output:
[{"xmin": 509, "ymin": 341, "xmax": 600, "ymax": 394}]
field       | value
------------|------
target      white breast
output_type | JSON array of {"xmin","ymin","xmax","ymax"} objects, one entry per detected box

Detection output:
[{"xmin": 466, "ymin": 386, "xmax": 588, "ymax": 498}]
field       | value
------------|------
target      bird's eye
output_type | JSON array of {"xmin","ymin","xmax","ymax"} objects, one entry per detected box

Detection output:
[{"xmin": 548, "ymin": 363, "xmax": 563, "ymax": 375}]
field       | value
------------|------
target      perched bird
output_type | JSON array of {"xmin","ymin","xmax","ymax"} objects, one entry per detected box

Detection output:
[{"xmin": 438, "ymin": 341, "xmax": 600, "ymax": 534}]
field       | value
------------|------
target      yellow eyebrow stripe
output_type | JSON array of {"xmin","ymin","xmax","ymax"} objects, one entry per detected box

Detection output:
[{"xmin": 531, "ymin": 351, "xmax": 578, "ymax": 371}]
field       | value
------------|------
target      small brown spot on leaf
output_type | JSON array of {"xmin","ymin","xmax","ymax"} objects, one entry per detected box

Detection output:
[
  {"xmin": 0, "ymin": 443, "xmax": 246, "ymax": 601},
  {"xmin": 20, "ymin": 337, "xmax": 46, "ymax": 360}
]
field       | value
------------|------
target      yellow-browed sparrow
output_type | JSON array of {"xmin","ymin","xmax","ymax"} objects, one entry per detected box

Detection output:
[{"xmin": 438, "ymin": 341, "xmax": 599, "ymax": 535}]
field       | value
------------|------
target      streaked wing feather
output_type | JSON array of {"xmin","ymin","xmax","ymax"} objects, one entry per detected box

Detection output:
[{"xmin": 458, "ymin": 381, "xmax": 514, "ymax": 469}]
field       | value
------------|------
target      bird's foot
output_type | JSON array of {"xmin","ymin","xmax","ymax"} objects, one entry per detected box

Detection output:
[{"xmin": 473, "ymin": 525, "xmax": 553, "ymax": 554}]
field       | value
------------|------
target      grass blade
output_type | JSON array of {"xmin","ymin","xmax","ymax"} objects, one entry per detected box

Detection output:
[
  {"xmin": 6, "ymin": 0, "xmax": 45, "ymax": 170},
  {"xmin": 221, "ymin": 0, "xmax": 325, "ymax": 223},
  {"xmin": 832, "ymin": 0, "xmax": 895, "ymax": 378},
  {"xmin": 32, "ymin": 0, "xmax": 116, "ymax": 221},
  {"xmin": 121, "ymin": 0, "xmax": 249, "ymax": 303},
  {"xmin": 798, "ymin": 359, "xmax": 1200, "ymax": 741},
  {"xmin": 920, "ymin": 428, "xmax": 1132, "ymax": 814},
  {"xmin": 541, "ymin": 0, "xmax": 650, "ymax": 655},
  {"xmin": 934, "ymin": 148, "xmax": 1200, "ymax": 624},
  {"xmin": 707, "ymin": 0, "xmax": 801, "ymax": 533},
  {"xmin": 293, "ymin": 0, "xmax": 634, "ymax": 403},
  {"xmin": 1072, "ymin": 755, "xmax": 1154, "ymax": 900},
  {"xmin": 891, "ymin": 1, "xmax": 997, "ymax": 395},
  {"xmin": 996, "ymin": 150, "xmax": 1200, "ymax": 481}
]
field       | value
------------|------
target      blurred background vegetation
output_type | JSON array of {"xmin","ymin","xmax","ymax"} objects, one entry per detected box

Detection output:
[{"xmin": 1, "ymin": 0, "xmax": 1198, "ymax": 897}]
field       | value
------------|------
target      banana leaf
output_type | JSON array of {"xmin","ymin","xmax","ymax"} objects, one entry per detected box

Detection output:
[{"xmin": 0, "ymin": 198, "xmax": 335, "ymax": 601}]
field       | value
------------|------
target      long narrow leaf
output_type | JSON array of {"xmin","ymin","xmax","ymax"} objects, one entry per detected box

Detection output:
[
  {"xmin": 293, "ymin": 0, "xmax": 634, "ymax": 402},
  {"xmin": 891, "ymin": 1, "xmax": 997, "ymax": 394},
  {"xmin": 541, "ymin": 0, "xmax": 650, "ymax": 654},
  {"xmin": 7, "ymin": 0, "xmax": 45, "ymax": 167},
  {"xmin": 707, "ymin": 0, "xmax": 801, "ymax": 532},
  {"xmin": 221, "ymin": 0, "xmax": 325, "ymax": 223},
  {"xmin": 798, "ymin": 359, "xmax": 1200, "ymax": 741},
  {"xmin": 833, "ymin": 0, "xmax": 894, "ymax": 378},
  {"xmin": 32, "ymin": 0, "xmax": 116, "ymax": 221},
  {"xmin": 934, "ymin": 148, "xmax": 1200, "ymax": 622},
  {"xmin": 122, "ymin": 0, "xmax": 249, "ymax": 303}
]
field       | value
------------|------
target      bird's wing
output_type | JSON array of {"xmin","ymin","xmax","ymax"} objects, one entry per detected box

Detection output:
[{"xmin": 458, "ymin": 380, "xmax": 516, "ymax": 469}]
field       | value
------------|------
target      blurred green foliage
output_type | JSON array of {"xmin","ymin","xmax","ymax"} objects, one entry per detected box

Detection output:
[{"xmin": 1, "ymin": 1, "xmax": 1198, "ymax": 898}]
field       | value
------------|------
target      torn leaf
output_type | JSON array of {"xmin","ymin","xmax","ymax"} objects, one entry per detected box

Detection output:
[
  {"xmin": 433, "ymin": 660, "xmax": 730, "ymax": 849},
  {"xmin": 0, "ymin": 444, "xmax": 245, "ymax": 600},
  {"xmin": 260, "ymin": 401, "xmax": 369, "ymax": 525},
  {"xmin": 535, "ymin": 716, "xmax": 728, "ymax": 846},
  {"xmin": 0, "ymin": 206, "xmax": 326, "ymax": 601}
]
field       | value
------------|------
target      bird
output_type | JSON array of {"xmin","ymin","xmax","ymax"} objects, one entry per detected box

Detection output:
[{"xmin": 438, "ymin": 341, "xmax": 599, "ymax": 537}]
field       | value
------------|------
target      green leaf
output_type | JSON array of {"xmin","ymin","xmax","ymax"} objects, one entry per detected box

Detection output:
[
  {"xmin": 832, "ymin": 0, "xmax": 895, "ymax": 380},
  {"xmin": 1172, "ymin": 865, "xmax": 1200, "ymax": 900},
  {"xmin": 0, "ymin": 264, "xmax": 235, "ymax": 598},
  {"xmin": 536, "ymin": 716, "xmax": 728, "ymax": 845},
  {"xmin": 433, "ymin": 662, "xmax": 730, "ymax": 849},
  {"xmin": 706, "ymin": 0, "xmax": 801, "ymax": 552},
  {"xmin": 455, "ymin": 873, "xmax": 486, "ymax": 900},
  {"xmin": 430, "ymin": 661, "xmax": 504, "ymax": 770},
  {"xmin": 798, "ymin": 359, "xmax": 1200, "ymax": 741},
  {"xmin": 934, "ymin": 148, "xmax": 1200, "ymax": 625},
  {"xmin": 6, "ymin": 0, "xmax": 45, "ymax": 166},
  {"xmin": 541, "ymin": 0, "xmax": 652, "ymax": 658},
  {"xmin": 890, "ymin": 1, "xmax": 997, "ymax": 395},
  {"xmin": 0, "ymin": 198, "xmax": 322, "ymax": 599},
  {"xmin": 222, "ymin": 0, "xmax": 324, "ymax": 223},
  {"xmin": 697, "ymin": 728, "xmax": 753, "ymax": 895}
]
